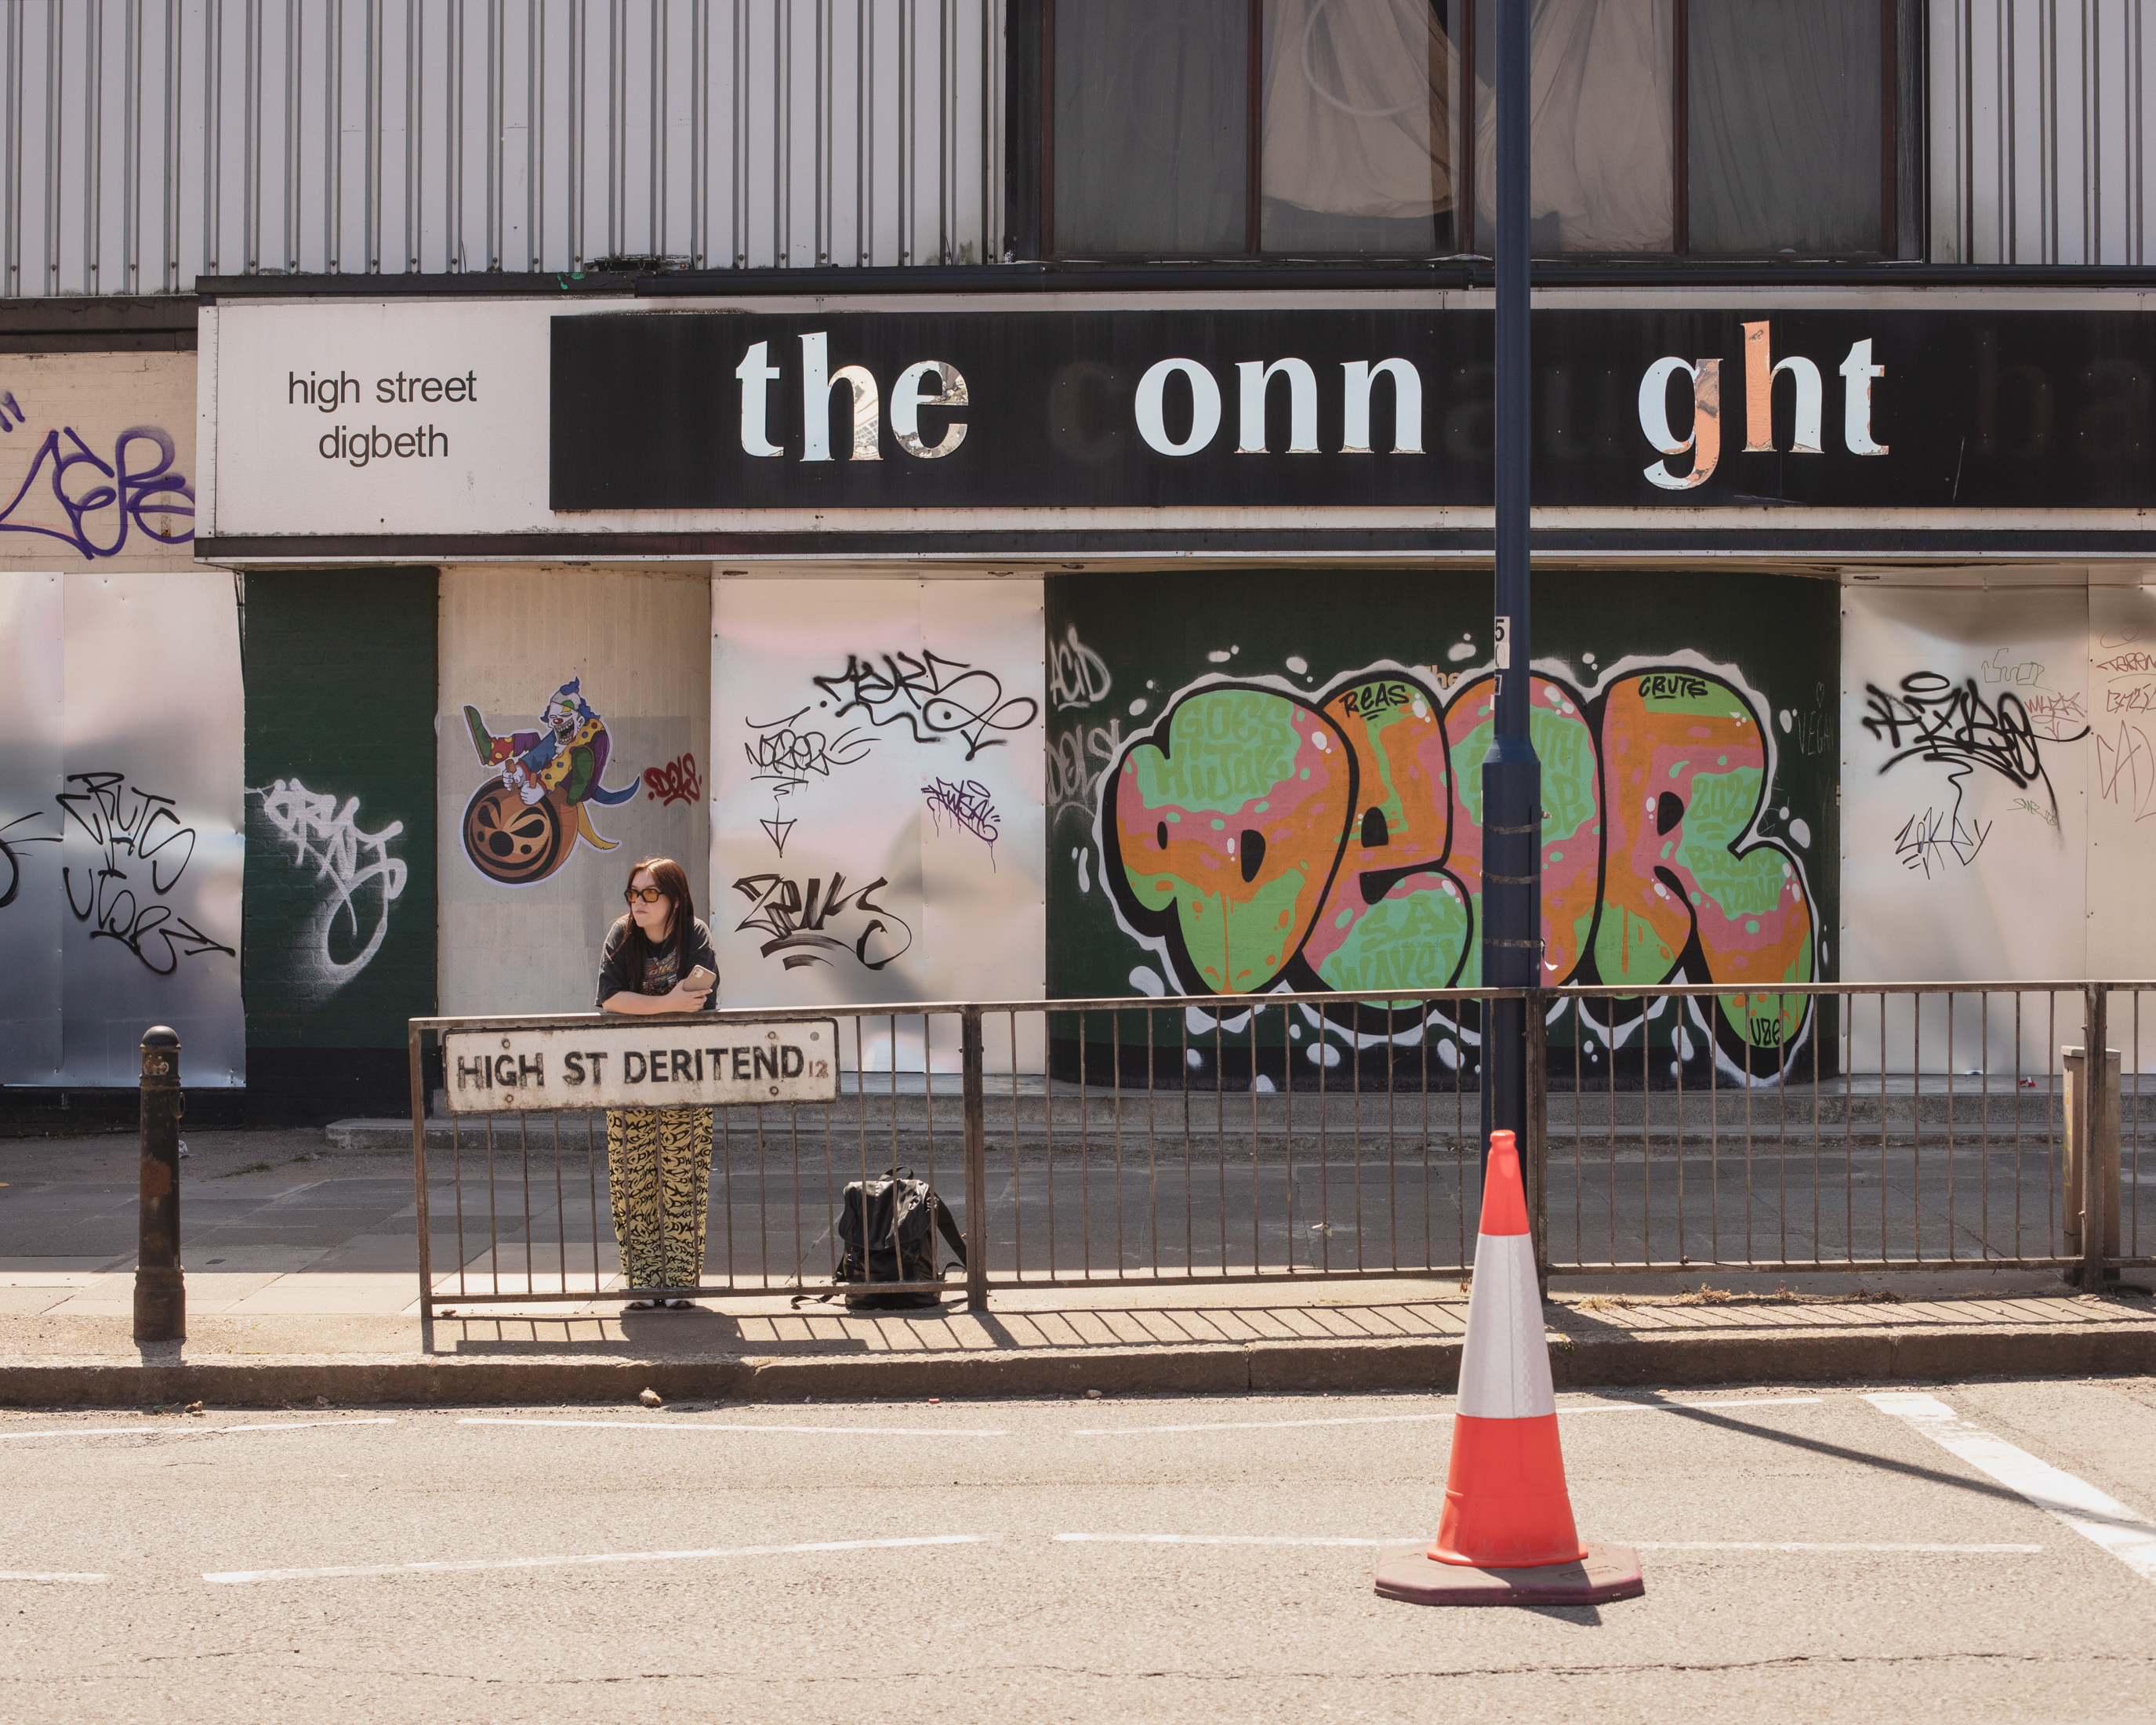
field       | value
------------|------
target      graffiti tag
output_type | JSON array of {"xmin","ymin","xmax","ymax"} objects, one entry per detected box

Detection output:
[
  {"xmin": 811, "ymin": 649, "xmax": 1038, "ymax": 760},
  {"xmin": 57, "ymin": 772, "xmax": 233, "ymax": 974},
  {"xmin": 2094, "ymin": 722, "xmax": 2156, "ymax": 823},
  {"xmin": 745, "ymin": 706, "xmax": 872, "ymax": 794},
  {"xmin": 641, "ymin": 751, "xmax": 702, "ymax": 807},
  {"xmin": 731, "ymin": 870, "xmax": 914, "ymax": 971},
  {"xmin": 924, "ymin": 776, "xmax": 1000, "ymax": 859},
  {"xmin": 1048, "ymin": 624, "xmax": 1112, "ymax": 710},
  {"xmin": 0, "ymin": 808, "xmax": 59, "ymax": 910},
  {"xmin": 1860, "ymin": 672, "xmax": 2087, "ymax": 820},
  {"xmin": 0, "ymin": 419, "xmax": 194, "ymax": 559},
  {"xmin": 1047, "ymin": 717, "xmax": 1123, "ymax": 830},
  {"xmin": 1893, "ymin": 807, "xmax": 1992, "ymax": 876},
  {"xmin": 249, "ymin": 779, "xmax": 408, "ymax": 986}
]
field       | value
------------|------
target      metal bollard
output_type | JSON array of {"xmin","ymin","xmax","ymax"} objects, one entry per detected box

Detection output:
[
  {"xmin": 2063, "ymin": 1038, "xmax": 2122, "ymax": 1291},
  {"xmin": 960, "ymin": 1008, "xmax": 989, "ymax": 1313},
  {"xmin": 133, "ymin": 1026, "xmax": 186, "ymax": 1342}
]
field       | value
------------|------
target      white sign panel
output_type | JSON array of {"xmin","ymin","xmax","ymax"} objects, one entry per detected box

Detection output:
[
  {"xmin": 0, "ymin": 569, "xmax": 245, "ymax": 1086},
  {"xmin": 208, "ymin": 298, "xmax": 570, "ymax": 538},
  {"xmin": 710, "ymin": 577, "xmax": 1046, "ymax": 1072},
  {"xmin": 444, "ymin": 1019, "xmax": 840, "ymax": 1113},
  {"xmin": 1841, "ymin": 581, "xmax": 2092, "ymax": 1072}
]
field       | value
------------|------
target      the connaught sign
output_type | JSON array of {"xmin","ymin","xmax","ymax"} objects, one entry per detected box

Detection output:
[{"xmin": 198, "ymin": 292, "xmax": 2154, "ymax": 555}]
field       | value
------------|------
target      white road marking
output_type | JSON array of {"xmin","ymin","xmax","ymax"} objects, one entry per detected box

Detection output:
[
  {"xmin": 1073, "ymin": 1395, "xmax": 1821, "ymax": 1436},
  {"xmin": 1055, "ymin": 1534, "xmax": 1410, "ymax": 1547},
  {"xmin": 1867, "ymin": 1392, "xmax": 2156, "ymax": 1585},
  {"xmin": 205, "ymin": 1533, "xmax": 981, "ymax": 1585},
  {"xmin": 459, "ymin": 1417, "xmax": 1009, "ymax": 1437},
  {"xmin": 0, "ymin": 1418, "xmax": 394, "ymax": 1441},
  {"xmin": 1632, "ymin": 1541, "xmax": 2042, "ymax": 1553},
  {"xmin": 1054, "ymin": 1534, "xmax": 2038, "ymax": 1554},
  {"xmin": 0, "ymin": 1571, "xmax": 107, "ymax": 1582}
]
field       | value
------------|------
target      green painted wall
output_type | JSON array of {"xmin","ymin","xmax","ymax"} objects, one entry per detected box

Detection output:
[
  {"xmin": 1046, "ymin": 567, "xmax": 1839, "ymax": 1084},
  {"xmin": 241, "ymin": 569, "xmax": 437, "ymax": 1111}
]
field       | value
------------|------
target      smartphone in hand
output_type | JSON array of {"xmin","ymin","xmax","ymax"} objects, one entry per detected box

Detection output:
[{"xmin": 682, "ymin": 965, "xmax": 716, "ymax": 994}]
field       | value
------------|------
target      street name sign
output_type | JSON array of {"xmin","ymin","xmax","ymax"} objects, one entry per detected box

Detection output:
[{"xmin": 444, "ymin": 1020, "xmax": 840, "ymax": 1113}]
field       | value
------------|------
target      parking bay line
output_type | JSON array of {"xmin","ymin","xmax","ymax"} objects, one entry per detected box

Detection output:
[
  {"xmin": 459, "ymin": 1417, "xmax": 1010, "ymax": 1437},
  {"xmin": 0, "ymin": 1571, "xmax": 107, "ymax": 1582},
  {"xmin": 1866, "ymin": 1392, "xmax": 2156, "ymax": 1585},
  {"xmin": 0, "ymin": 1418, "xmax": 395, "ymax": 1442},
  {"xmin": 205, "ymin": 1534, "xmax": 981, "ymax": 1584},
  {"xmin": 1073, "ymin": 1395, "xmax": 1822, "ymax": 1437}
]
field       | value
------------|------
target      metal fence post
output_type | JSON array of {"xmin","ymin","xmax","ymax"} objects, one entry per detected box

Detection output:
[
  {"xmin": 2070, "ymin": 986, "xmax": 2119, "ymax": 1290},
  {"xmin": 1526, "ymin": 990, "xmax": 1549, "ymax": 1299},
  {"xmin": 960, "ymin": 1006, "xmax": 989, "ymax": 1310},
  {"xmin": 133, "ymin": 1026, "xmax": 185, "ymax": 1342},
  {"xmin": 410, "ymin": 1024, "xmax": 435, "ymax": 1353}
]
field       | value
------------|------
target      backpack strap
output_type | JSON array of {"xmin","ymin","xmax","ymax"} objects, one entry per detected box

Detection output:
[{"xmin": 932, "ymin": 1193, "xmax": 967, "ymax": 1272}]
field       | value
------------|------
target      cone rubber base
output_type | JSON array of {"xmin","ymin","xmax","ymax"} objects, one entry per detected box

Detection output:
[{"xmin": 1373, "ymin": 1542, "xmax": 1644, "ymax": 1607}]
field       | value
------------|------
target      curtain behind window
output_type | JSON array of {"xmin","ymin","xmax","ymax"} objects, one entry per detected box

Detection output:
[
  {"xmin": 1260, "ymin": 0, "xmax": 1458, "ymax": 254},
  {"xmin": 1472, "ymin": 0, "xmax": 1675, "ymax": 253},
  {"xmin": 1051, "ymin": 0, "xmax": 1248, "ymax": 256},
  {"xmin": 1687, "ymin": 0, "xmax": 1882, "ymax": 255}
]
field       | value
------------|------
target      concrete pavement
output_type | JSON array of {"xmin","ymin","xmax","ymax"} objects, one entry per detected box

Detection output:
[{"xmin": 2, "ymin": 1124, "xmax": 2152, "ymax": 1407}]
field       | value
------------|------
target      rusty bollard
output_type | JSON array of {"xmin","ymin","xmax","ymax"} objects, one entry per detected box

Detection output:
[{"xmin": 133, "ymin": 1026, "xmax": 185, "ymax": 1342}]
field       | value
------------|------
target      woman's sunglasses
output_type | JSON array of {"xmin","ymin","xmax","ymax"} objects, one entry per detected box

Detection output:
[{"xmin": 625, "ymin": 887, "xmax": 668, "ymax": 906}]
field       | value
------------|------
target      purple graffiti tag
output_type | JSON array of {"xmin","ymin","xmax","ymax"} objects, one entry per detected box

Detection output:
[{"xmin": 0, "ymin": 423, "xmax": 195, "ymax": 559}]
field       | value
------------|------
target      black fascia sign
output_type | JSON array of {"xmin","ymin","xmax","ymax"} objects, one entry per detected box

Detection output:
[{"xmin": 549, "ymin": 307, "xmax": 2155, "ymax": 514}]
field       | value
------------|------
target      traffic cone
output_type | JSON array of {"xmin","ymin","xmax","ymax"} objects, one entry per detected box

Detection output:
[{"xmin": 1374, "ymin": 1130, "xmax": 1644, "ymax": 1607}]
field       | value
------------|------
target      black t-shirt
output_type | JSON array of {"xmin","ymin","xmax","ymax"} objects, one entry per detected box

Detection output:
[{"xmin": 596, "ymin": 915, "xmax": 720, "ymax": 1011}]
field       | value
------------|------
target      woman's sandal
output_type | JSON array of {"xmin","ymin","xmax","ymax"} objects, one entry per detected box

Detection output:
[
  {"xmin": 662, "ymin": 1298, "xmax": 695, "ymax": 1311},
  {"xmin": 624, "ymin": 1298, "xmax": 659, "ymax": 1311}
]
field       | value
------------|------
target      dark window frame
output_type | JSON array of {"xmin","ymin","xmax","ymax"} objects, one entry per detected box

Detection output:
[{"xmin": 1022, "ymin": 0, "xmax": 1921, "ymax": 263}]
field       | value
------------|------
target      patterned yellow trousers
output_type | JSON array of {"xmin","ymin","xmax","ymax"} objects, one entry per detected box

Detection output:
[{"xmin": 605, "ymin": 1106, "xmax": 713, "ymax": 1290}]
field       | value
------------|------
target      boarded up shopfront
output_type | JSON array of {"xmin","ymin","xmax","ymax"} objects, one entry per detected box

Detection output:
[
  {"xmin": 0, "ymin": 351, "xmax": 237, "ymax": 1090},
  {"xmin": 436, "ymin": 565, "xmax": 710, "ymax": 1020},
  {"xmin": 1047, "ymin": 566, "xmax": 1839, "ymax": 1088},
  {"xmin": 191, "ymin": 289, "xmax": 2155, "ymax": 1082},
  {"xmin": 240, "ymin": 568, "xmax": 437, "ymax": 1118}
]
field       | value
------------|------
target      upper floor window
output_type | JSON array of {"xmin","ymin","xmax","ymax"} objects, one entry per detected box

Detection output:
[{"xmin": 1040, "ymin": 0, "xmax": 1904, "ymax": 260}]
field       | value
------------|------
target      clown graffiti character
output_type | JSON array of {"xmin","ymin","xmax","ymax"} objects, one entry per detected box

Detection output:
[{"xmin": 459, "ymin": 678, "xmax": 641, "ymax": 886}]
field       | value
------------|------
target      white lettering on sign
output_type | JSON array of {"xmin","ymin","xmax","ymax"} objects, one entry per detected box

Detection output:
[
  {"xmin": 444, "ymin": 1020, "xmax": 840, "ymax": 1113},
  {"xmin": 1640, "ymin": 323, "xmax": 1888, "ymax": 488}
]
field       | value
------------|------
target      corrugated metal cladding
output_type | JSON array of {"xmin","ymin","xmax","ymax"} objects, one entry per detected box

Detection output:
[
  {"xmin": 0, "ymin": 0, "xmax": 1002, "ymax": 298},
  {"xmin": 0, "ymin": 1, "xmax": 2150, "ymax": 296},
  {"xmin": 1930, "ymin": 0, "xmax": 2151, "ymax": 263}
]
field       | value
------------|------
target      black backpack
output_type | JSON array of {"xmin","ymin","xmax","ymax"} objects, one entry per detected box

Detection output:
[{"xmin": 830, "ymin": 1167, "xmax": 967, "ymax": 1309}]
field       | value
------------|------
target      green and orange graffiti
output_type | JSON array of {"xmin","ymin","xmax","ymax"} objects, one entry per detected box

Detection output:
[{"xmin": 1102, "ymin": 661, "xmax": 1815, "ymax": 1071}]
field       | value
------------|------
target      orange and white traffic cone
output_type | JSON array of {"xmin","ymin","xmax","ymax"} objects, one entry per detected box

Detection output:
[{"xmin": 1375, "ymin": 1129, "xmax": 1644, "ymax": 1606}]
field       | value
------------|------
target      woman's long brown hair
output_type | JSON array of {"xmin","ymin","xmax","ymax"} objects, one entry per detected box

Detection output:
[{"xmin": 621, "ymin": 856, "xmax": 695, "ymax": 975}]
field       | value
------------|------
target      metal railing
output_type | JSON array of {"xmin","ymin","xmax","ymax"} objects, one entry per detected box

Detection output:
[{"xmin": 405, "ymin": 982, "xmax": 2151, "ymax": 1342}]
